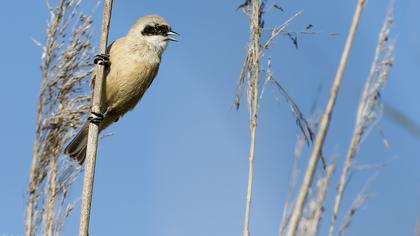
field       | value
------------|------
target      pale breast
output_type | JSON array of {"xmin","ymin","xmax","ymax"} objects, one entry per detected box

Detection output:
[{"xmin": 104, "ymin": 53, "xmax": 159, "ymax": 116}]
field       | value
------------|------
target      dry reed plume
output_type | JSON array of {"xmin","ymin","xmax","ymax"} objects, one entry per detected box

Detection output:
[{"xmin": 26, "ymin": 0, "xmax": 95, "ymax": 235}]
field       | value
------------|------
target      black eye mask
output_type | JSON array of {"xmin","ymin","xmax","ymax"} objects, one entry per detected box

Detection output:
[{"xmin": 142, "ymin": 24, "xmax": 170, "ymax": 36}]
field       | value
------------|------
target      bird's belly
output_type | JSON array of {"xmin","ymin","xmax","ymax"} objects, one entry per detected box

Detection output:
[
  {"xmin": 119, "ymin": 73, "xmax": 151, "ymax": 109},
  {"xmin": 105, "ymin": 65, "xmax": 156, "ymax": 117}
]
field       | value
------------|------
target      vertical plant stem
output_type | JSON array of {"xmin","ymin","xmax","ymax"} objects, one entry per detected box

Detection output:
[
  {"xmin": 26, "ymin": 136, "xmax": 41, "ymax": 236},
  {"xmin": 78, "ymin": 1, "xmax": 113, "ymax": 236},
  {"xmin": 26, "ymin": 125, "xmax": 42, "ymax": 236},
  {"xmin": 243, "ymin": 1, "xmax": 261, "ymax": 236},
  {"xmin": 26, "ymin": 96, "xmax": 45, "ymax": 236},
  {"xmin": 285, "ymin": 1, "xmax": 366, "ymax": 235},
  {"xmin": 45, "ymin": 153, "xmax": 58, "ymax": 236}
]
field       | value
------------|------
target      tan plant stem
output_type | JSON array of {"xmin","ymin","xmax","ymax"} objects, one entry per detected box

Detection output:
[
  {"xmin": 45, "ymin": 153, "xmax": 57, "ymax": 236},
  {"xmin": 285, "ymin": 1, "xmax": 366, "ymax": 235},
  {"xmin": 26, "ymin": 108, "xmax": 43, "ymax": 236},
  {"xmin": 78, "ymin": 1, "xmax": 113, "ymax": 235},
  {"xmin": 243, "ymin": 1, "xmax": 261, "ymax": 236}
]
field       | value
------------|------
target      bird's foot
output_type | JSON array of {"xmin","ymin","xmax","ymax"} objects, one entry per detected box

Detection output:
[
  {"xmin": 88, "ymin": 111, "xmax": 104, "ymax": 124},
  {"xmin": 94, "ymin": 54, "xmax": 110, "ymax": 66}
]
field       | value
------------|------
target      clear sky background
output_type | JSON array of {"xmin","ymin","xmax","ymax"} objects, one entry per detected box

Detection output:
[{"xmin": 0, "ymin": 0, "xmax": 419, "ymax": 235}]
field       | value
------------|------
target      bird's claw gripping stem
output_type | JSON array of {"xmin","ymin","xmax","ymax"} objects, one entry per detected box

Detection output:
[
  {"xmin": 88, "ymin": 111, "xmax": 104, "ymax": 124},
  {"xmin": 94, "ymin": 54, "xmax": 110, "ymax": 66}
]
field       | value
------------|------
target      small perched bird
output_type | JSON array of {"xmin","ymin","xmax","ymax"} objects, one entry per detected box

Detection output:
[{"xmin": 64, "ymin": 14, "xmax": 177, "ymax": 164}]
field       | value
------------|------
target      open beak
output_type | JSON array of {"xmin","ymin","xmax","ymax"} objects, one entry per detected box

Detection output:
[{"xmin": 167, "ymin": 30, "xmax": 179, "ymax": 42}]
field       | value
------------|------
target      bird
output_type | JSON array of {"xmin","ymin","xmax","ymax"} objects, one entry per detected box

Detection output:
[{"xmin": 64, "ymin": 14, "xmax": 177, "ymax": 164}]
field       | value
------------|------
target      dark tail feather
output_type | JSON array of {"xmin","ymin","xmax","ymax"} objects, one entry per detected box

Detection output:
[{"xmin": 64, "ymin": 122, "xmax": 89, "ymax": 164}]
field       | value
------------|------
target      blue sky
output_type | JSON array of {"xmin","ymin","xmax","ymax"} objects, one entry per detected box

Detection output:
[{"xmin": 0, "ymin": 0, "xmax": 419, "ymax": 235}]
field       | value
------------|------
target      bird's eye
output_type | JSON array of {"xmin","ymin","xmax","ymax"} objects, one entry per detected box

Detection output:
[
  {"xmin": 142, "ymin": 25, "xmax": 156, "ymax": 35},
  {"xmin": 142, "ymin": 24, "xmax": 170, "ymax": 36}
]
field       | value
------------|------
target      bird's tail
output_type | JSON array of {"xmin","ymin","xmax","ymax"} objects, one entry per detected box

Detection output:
[{"xmin": 64, "ymin": 122, "xmax": 89, "ymax": 164}]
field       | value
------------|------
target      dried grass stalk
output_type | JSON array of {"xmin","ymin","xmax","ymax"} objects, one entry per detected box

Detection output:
[
  {"xmin": 78, "ymin": 0, "xmax": 113, "ymax": 235},
  {"xmin": 329, "ymin": 7, "xmax": 394, "ymax": 236},
  {"xmin": 285, "ymin": 1, "xmax": 366, "ymax": 235},
  {"xmin": 241, "ymin": 1, "xmax": 262, "ymax": 235},
  {"xmin": 26, "ymin": 0, "xmax": 94, "ymax": 235},
  {"xmin": 237, "ymin": 2, "xmax": 319, "ymax": 235}
]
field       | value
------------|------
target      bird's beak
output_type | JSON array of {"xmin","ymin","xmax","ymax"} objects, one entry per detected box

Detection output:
[{"xmin": 167, "ymin": 30, "xmax": 179, "ymax": 42}]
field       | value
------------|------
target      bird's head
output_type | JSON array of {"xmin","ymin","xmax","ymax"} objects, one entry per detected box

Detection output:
[{"xmin": 127, "ymin": 14, "xmax": 178, "ymax": 55}]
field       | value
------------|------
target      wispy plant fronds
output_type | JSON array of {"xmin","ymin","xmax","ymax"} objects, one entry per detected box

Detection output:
[
  {"xmin": 26, "ymin": 0, "xmax": 95, "ymax": 235},
  {"xmin": 298, "ymin": 164, "xmax": 334, "ymax": 236},
  {"xmin": 329, "ymin": 7, "xmax": 394, "ymax": 236},
  {"xmin": 261, "ymin": 59, "xmax": 314, "ymax": 146},
  {"xmin": 278, "ymin": 133, "xmax": 306, "ymax": 236},
  {"xmin": 263, "ymin": 11, "xmax": 302, "ymax": 49},
  {"xmin": 337, "ymin": 173, "xmax": 378, "ymax": 236},
  {"xmin": 261, "ymin": 59, "xmax": 327, "ymax": 168},
  {"xmin": 286, "ymin": 1, "xmax": 367, "ymax": 235}
]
